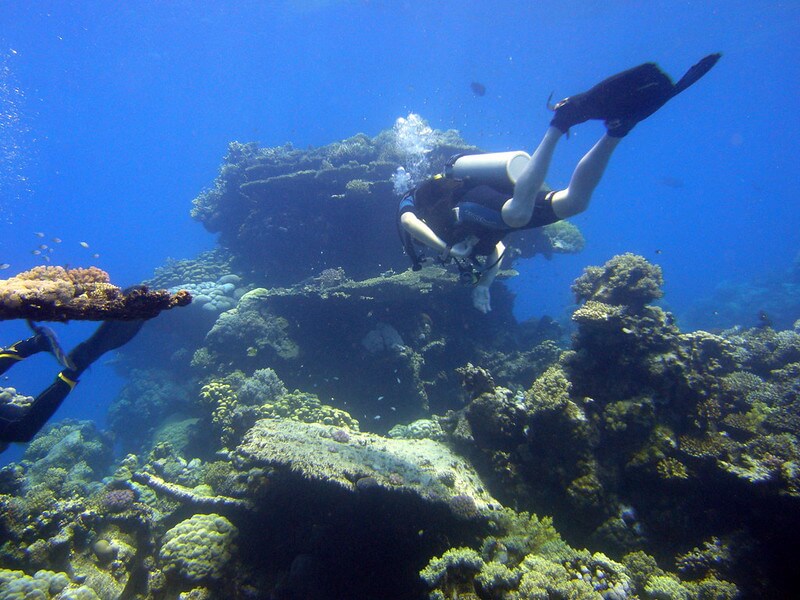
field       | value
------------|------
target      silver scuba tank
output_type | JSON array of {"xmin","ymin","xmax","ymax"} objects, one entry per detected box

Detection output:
[{"xmin": 445, "ymin": 151, "xmax": 530, "ymax": 189}]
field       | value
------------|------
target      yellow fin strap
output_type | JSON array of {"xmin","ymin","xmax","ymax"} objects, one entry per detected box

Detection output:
[
  {"xmin": 0, "ymin": 351, "xmax": 24, "ymax": 361},
  {"xmin": 58, "ymin": 372, "xmax": 78, "ymax": 390}
]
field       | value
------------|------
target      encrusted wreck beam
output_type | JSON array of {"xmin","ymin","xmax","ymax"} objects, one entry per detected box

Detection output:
[
  {"xmin": 0, "ymin": 266, "xmax": 192, "ymax": 321},
  {"xmin": 131, "ymin": 471, "xmax": 254, "ymax": 510}
]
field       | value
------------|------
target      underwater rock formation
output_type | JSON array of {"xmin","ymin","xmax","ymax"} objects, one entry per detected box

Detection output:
[{"xmin": 0, "ymin": 266, "xmax": 191, "ymax": 321}]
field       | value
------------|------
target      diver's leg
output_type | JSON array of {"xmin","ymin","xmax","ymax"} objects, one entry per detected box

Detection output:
[
  {"xmin": 550, "ymin": 134, "xmax": 620, "ymax": 219},
  {"xmin": 66, "ymin": 319, "xmax": 145, "ymax": 377},
  {"xmin": 501, "ymin": 127, "xmax": 562, "ymax": 227},
  {"xmin": 0, "ymin": 335, "xmax": 50, "ymax": 376},
  {"xmin": 0, "ymin": 373, "xmax": 75, "ymax": 443}
]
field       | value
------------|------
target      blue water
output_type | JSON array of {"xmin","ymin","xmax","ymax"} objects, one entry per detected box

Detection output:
[{"xmin": 1, "ymin": 0, "xmax": 798, "ymax": 462}]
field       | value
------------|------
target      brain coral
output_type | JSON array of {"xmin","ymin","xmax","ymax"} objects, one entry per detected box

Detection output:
[{"xmin": 158, "ymin": 513, "xmax": 238, "ymax": 582}]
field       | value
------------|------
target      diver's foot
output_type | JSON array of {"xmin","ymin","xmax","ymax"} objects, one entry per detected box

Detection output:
[
  {"xmin": 605, "ymin": 117, "xmax": 637, "ymax": 138},
  {"xmin": 549, "ymin": 95, "xmax": 592, "ymax": 134},
  {"xmin": 25, "ymin": 321, "xmax": 75, "ymax": 369}
]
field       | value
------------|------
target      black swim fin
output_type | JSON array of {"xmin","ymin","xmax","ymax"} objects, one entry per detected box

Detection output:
[
  {"xmin": 550, "ymin": 53, "xmax": 721, "ymax": 137},
  {"xmin": 25, "ymin": 320, "xmax": 76, "ymax": 370}
]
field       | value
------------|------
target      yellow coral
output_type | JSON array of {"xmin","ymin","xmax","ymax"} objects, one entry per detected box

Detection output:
[
  {"xmin": 571, "ymin": 300, "xmax": 626, "ymax": 325},
  {"xmin": 657, "ymin": 457, "xmax": 689, "ymax": 480},
  {"xmin": 258, "ymin": 390, "xmax": 359, "ymax": 430},
  {"xmin": 526, "ymin": 365, "xmax": 572, "ymax": 411},
  {"xmin": 199, "ymin": 381, "xmax": 239, "ymax": 444}
]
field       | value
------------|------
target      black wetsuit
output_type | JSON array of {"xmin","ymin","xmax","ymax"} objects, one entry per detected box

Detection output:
[
  {"xmin": 0, "ymin": 335, "xmax": 76, "ymax": 444},
  {"xmin": 399, "ymin": 182, "xmax": 560, "ymax": 257},
  {"xmin": 0, "ymin": 319, "xmax": 145, "ymax": 446}
]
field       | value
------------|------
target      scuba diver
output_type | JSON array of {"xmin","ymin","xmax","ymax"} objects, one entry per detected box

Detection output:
[
  {"xmin": 398, "ymin": 54, "xmax": 721, "ymax": 313},
  {"xmin": 0, "ymin": 318, "xmax": 145, "ymax": 451}
]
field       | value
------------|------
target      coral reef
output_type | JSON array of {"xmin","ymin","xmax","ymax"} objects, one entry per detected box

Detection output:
[
  {"xmin": 0, "ymin": 266, "xmax": 191, "ymax": 321},
  {"xmin": 146, "ymin": 248, "xmax": 237, "ymax": 290},
  {"xmin": 171, "ymin": 274, "xmax": 247, "ymax": 314},
  {"xmin": 431, "ymin": 253, "xmax": 799, "ymax": 597},
  {"xmin": 6, "ymin": 115, "xmax": 799, "ymax": 599},
  {"xmin": 199, "ymin": 288, "xmax": 299, "ymax": 367},
  {"xmin": 0, "ymin": 569, "xmax": 97, "ymax": 600},
  {"xmin": 187, "ymin": 265, "xmax": 540, "ymax": 425},
  {"xmin": 571, "ymin": 252, "xmax": 664, "ymax": 309},
  {"xmin": 21, "ymin": 420, "xmax": 114, "ymax": 494},
  {"xmin": 195, "ymin": 369, "xmax": 357, "ymax": 450},
  {"xmin": 131, "ymin": 471, "xmax": 253, "ymax": 510},
  {"xmin": 107, "ymin": 368, "xmax": 193, "ymax": 453},
  {"xmin": 420, "ymin": 506, "xmax": 736, "ymax": 599}
]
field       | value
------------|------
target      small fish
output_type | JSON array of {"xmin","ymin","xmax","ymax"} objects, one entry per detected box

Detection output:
[
  {"xmin": 655, "ymin": 249, "xmax": 662, "ymax": 255},
  {"xmin": 470, "ymin": 81, "xmax": 486, "ymax": 97},
  {"xmin": 92, "ymin": 253, "xmax": 100, "ymax": 259},
  {"xmin": 34, "ymin": 232, "xmax": 44, "ymax": 238},
  {"xmin": 79, "ymin": 241, "xmax": 89, "ymax": 248},
  {"xmin": 659, "ymin": 176, "xmax": 685, "ymax": 189},
  {"xmin": 0, "ymin": 263, "xmax": 10, "ymax": 270},
  {"xmin": 396, "ymin": 377, "xmax": 401, "ymax": 384},
  {"xmin": 390, "ymin": 406, "xmax": 396, "ymax": 411},
  {"xmin": 373, "ymin": 415, "xmax": 381, "ymax": 420},
  {"xmin": 52, "ymin": 237, "xmax": 62, "ymax": 243},
  {"xmin": 377, "ymin": 396, "xmax": 384, "ymax": 401},
  {"xmin": 757, "ymin": 310, "xmax": 772, "ymax": 328},
  {"xmin": 31, "ymin": 249, "xmax": 41, "ymax": 255},
  {"xmin": 39, "ymin": 244, "xmax": 48, "ymax": 250}
]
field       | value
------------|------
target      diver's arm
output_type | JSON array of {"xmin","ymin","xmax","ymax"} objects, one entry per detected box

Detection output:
[{"xmin": 400, "ymin": 212, "xmax": 449, "ymax": 254}]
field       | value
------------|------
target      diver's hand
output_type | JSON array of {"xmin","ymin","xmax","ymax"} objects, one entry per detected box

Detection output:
[
  {"xmin": 448, "ymin": 236, "xmax": 479, "ymax": 259},
  {"xmin": 472, "ymin": 285, "xmax": 491, "ymax": 313}
]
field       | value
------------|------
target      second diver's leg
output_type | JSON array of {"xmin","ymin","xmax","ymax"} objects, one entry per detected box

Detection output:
[
  {"xmin": 501, "ymin": 126, "xmax": 562, "ymax": 228},
  {"xmin": 0, "ymin": 373, "xmax": 75, "ymax": 443},
  {"xmin": 550, "ymin": 134, "xmax": 621, "ymax": 219},
  {"xmin": 0, "ymin": 335, "xmax": 51, "ymax": 376},
  {"xmin": 67, "ymin": 319, "xmax": 145, "ymax": 378}
]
